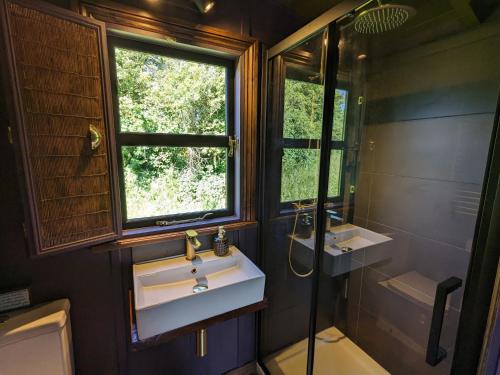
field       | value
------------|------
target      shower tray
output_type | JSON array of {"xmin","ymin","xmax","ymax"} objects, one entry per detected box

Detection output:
[{"xmin": 290, "ymin": 224, "xmax": 392, "ymax": 276}]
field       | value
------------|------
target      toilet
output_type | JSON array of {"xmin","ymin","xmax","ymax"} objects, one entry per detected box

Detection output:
[{"xmin": 0, "ymin": 299, "xmax": 74, "ymax": 375}]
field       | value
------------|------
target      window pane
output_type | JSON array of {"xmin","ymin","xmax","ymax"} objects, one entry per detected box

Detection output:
[
  {"xmin": 115, "ymin": 47, "xmax": 227, "ymax": 135},
  {"xmin": 332, "ymin": 89, "xmax": 348, "ymax": 141},
  {"xmin": 281, "ymin": 148, "xmax": 320, "ymax": 202},
  {"xmin": 328, "ymin": 150, "xmax": 343, "ymax": 197},
  {"xmin": 283, "ymin": 78, "xmax": 348, "ymax": 142},
  {"xmin": 122, "ymin": 146, "xmax": 227, "ymax": 220},
  {"xmin": 283, "ymin": 78, "xmax": 324, "ymax": 139},
  {"xmin": 281, "ymin": 148, "xmax": 343, "ymax": 203}
]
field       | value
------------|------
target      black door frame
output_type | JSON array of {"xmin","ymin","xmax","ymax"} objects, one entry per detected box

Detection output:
[
  {"xmin": 452, "ymin": 89, "xmax": 500, "ymax": 375},
  {"xmin": 305, "ymin": 22, "xmax": 340, "ymax": 374}
]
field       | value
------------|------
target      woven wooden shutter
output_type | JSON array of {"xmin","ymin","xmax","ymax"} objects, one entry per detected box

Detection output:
[{"xmin": 1, "ymin": 0, "xmax": 121, "ymax": 254}]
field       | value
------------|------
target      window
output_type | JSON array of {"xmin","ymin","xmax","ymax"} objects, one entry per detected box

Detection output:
[
  {"xmin": 109, "ymin": 38, "xmax": 235, "ymax": 228},
  {"xmin": 280, "ymin": 74, "xmax": 348, "ymax": 206}
]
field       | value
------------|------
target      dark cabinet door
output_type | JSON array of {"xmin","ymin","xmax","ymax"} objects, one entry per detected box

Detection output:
[{"xmin": 0, "ymin": 0, "xmax": 121, "ymax": 254}]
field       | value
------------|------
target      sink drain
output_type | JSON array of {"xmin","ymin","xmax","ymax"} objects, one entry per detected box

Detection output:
[{"xmin": 193, "ymin": 284, "xmax": 208, "ymax": 293}]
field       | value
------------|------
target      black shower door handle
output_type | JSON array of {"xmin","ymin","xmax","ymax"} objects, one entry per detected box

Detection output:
[{"xmin": 426, "ymin": 277, "xmax": 463, "ymax": 366}]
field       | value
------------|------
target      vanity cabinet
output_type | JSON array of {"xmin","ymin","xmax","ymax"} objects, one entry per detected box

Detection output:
[{"xmin": 0, "ymin": 0, "xmax": 121, "ymax": 254}]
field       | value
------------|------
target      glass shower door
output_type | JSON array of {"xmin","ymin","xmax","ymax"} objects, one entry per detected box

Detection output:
[
  {"xmin": 260, "ymin": 28, "xmax": 329, "ymax": 375},
  {"xmin": 259, "ymin": 1, "xmax": 500, "ymax": 375},
  {"xmin": 312, "ymin": 2, "xmax": 500, "ymax": 375}
]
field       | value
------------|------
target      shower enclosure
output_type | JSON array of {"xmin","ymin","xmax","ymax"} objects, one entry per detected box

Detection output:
[{"xmin": 258, "ymin": 0, "xmax": 500, "ymax": 374}]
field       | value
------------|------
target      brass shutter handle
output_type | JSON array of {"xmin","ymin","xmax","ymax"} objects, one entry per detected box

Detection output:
[{"xmin": 89, "ymin": 124, "xmax": 102, "ymax": 150}]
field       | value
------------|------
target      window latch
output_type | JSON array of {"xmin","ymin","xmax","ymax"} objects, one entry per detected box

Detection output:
[
  {"xmin": 7, "ymin": 126, "xmax": 13, "ymax": 145},
  {"xmin": 228, "ymin": 136, "xmax": 239, "ymax": 157}
]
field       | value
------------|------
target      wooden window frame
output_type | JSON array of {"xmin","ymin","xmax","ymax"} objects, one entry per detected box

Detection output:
[
  {"xmin": 75, "ymin": 0, "xmax": 260, "ymax": 242},
  {"xmin": 278, "ymin": 65, "xmax": 349, "ymax": 212},
  {"xmin": 108, "ymin": 36, "xmax": 237, "ymax": 229},
  {"xmin": 265, "ymin": 50, "xmax": 351, "ymax": 218}
]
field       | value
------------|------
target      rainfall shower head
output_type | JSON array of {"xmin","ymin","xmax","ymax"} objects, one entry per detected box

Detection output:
[{"xmin": 354, "ymin": 1, "xmax": 416, "ymax": 34}]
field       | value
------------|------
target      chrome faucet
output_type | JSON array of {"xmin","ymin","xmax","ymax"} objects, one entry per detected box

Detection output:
[
  {"xmin": 185, "ymin": 229, "xmax": 201, "ymax": 260},
  {"xmin": 326, "ymin": 210, "xmax": 343, "ymax": 231}
]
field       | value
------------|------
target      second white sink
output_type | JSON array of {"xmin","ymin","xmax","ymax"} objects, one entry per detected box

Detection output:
[
  {"xmin": 133, "ymin": 246, "xmax": 265, "ymax": 340},
  {"xmin": 326, "ymin": 224, "xmax": 392, "ymax": 254},
  {"xmin": 291, "ymin": 224, "xmax": 392, "ymax": 276}
]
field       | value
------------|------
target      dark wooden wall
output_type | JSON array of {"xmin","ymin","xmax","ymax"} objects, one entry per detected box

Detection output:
[
  {"xmin": 0, "ymin": 178, "xmax": 259, "ymax": 375},
  {"xmin": 60, "ymin": 0, "xmax": 309, "ymax": 47},
  {"xmin": 0, "ymin": 0, "xmax": 304, "ymax": 374},
  {"xmin": 0, "ymin": 62, "xmax": 260, "ymax": 374},
  {"xmin": 0, "ymin": 90, "xmax": 260, "ymax": 374}
]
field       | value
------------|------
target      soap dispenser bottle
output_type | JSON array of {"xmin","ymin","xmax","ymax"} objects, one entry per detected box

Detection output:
[{"xmin": 213, "ymin": 226, "xmax": 229, "ymax": 256}]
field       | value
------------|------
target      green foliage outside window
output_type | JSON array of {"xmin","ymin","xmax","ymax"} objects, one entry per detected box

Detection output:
[
  {"xmin": 115, "ymin": 47, "xmax": 228, "ymax": 220},
  {"xmin": 115, "ymin": 47, "xmax": 226, "ymax": 135},
  {"xmin": 280, "ymin": 77, "xmax": 347, "ymax": 203},
  {"xmin": 114, "ymin": 46, "xmax": 347, "ymax": 217}
]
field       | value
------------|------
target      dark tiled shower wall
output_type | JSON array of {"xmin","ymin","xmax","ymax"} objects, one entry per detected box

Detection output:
[
  {"xmin": 350, "ymin": 14, "xmax": 500, "ymax": 375},
  {"xmin": 261, "ymin": 219, "xmax": 312, "ymax": 355},
  {"xmin": 260, "ymin": 218, "xmax": 340, "ymax": 356}
]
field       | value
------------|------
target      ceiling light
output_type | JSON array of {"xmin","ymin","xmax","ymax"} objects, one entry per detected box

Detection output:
[
  {"xmin": 193, "ymin": 0, "xmax": 215, "ymax": 13},
  {"xmin": 204, "ymin": 1, "xmax": 215, "ymax": 12}
]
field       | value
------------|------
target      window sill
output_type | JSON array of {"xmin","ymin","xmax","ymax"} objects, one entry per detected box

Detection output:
[
  {"xmin": 91, "ymin": 217, "xmax": 258, "ymax": 252},
  {"xmin": 279, "ymin": 201, "xmax": 343, "ymax": 217}
]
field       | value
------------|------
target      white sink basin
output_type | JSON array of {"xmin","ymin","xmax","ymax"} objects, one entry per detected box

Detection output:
[
  {"xmin": 291, "ymin": 224, "xmax": 392, "ymax": 277},
  {"xmin": 326, "ymin": 224, "xmax": 392, "ymax": 253},
  {"xmin": 133, "ymin": 246, "xmax": 265, "ymax": 340}
]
